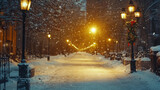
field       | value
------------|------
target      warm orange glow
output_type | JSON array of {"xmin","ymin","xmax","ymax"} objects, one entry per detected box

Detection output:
[
  {"xmin": 66, "ymin": 39, "xmax": 69, "ymax": 42},
  {"xmin": 128, "ymin": 6, "xmax": 135, "ymax": 12},
  {"xmin": 90, "ymin": 27, "xmax": 97, "ymax": 34},
  {"xmin": 134, "ymin": 11, "xmax": 140, "ymax": 18},
  {"xmin": 48, "ymin": 34, "xmax": 51, "ymax": 38},
  {"xmin": 37, "ymin": 52, "xmax": 128, "ymax": 83},
  {"xmin": 66, "ymin": 40, "xmax": 96, "ymax": 51},
  {"xmin": 116, "ymin": 41, "xmax": 118, "ymax": 44},
  {"xmin": 20, "ymin": 0, "xmax": 31, "ymax": 11},
  {"xmin": 121, "ymin": 13, "xmax": 127, "ymax": 19},
  {"xmin": 108, "ymin": 38, "xmax": 111, "ymax": 42}
]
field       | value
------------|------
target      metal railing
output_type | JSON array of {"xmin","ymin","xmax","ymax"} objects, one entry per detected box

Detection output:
[{"xmin": 0, "ymin": 56, "xmax": 10, "ymax": 90}]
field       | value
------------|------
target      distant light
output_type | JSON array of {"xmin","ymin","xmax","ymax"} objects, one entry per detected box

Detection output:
[
  {"xmin": 48, "ymin": 34, "xmax": 51, "ymax": 38},
  {"xmin": 116, "ymin": 41, "xmax": 118, "ymax": 43},
  {"xmin": 66, "ymin": 39, "xmax": 69, "ymax": 42},
  {"xmin": 153, "ymin": 32, "xmax": 155, "ymax": 35},
  {"xmin": 90, "ymin": 27, "xmax": 97, "ymax": 34},
  {"xmin": 108, "ymin": 38, "xmax": 111, "ymax": 42}
]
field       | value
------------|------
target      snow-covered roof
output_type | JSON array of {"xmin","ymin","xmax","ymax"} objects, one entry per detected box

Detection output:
[{"xmin": 150, "ymin": 45, "xmax": 160, "ymax": 51}]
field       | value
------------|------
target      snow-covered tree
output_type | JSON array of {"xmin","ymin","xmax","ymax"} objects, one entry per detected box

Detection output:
[{"xmin": 25, "ymin": 0, "xmax": 85, "ymax": 55}]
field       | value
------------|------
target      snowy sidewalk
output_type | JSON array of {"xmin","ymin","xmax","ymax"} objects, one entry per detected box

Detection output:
[{"xmin": 5, "ymin": 52, "xmax": 160, "ymax": 90}]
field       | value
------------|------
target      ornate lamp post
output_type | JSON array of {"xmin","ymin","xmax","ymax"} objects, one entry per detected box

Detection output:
[
  {"xmin": 121, "ymin": 0, "xmax": 141, "ymax": 73},
  {"xmin": 47, "ymin": 33, "xmax": 51, "ymax": 61},
  {"xmin": 17, "ymin": 0, "xmax": 31, "ymax": 90}
]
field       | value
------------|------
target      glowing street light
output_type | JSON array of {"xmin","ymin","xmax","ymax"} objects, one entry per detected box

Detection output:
[
  {"xmin": 120, "ymin": 0, "xmax": 141, "ymax": 73},
  {"xmin": 20, "ymin": 0, "xmax": 31, "ymax": 11},
  {"xmin": 121, "ymin": 8, "xmax": 127, "ymax": 19},
  {"xmin": 66, "ymin": 39, "xmax": 69, "ymax": 43},
  {"xmin": 134, "ymin": 7, "xmax": 141, "ymax": 18},
  {"xmin": 128, "ymin": 6, "xmax": 135, "ymax": 13},
  {"xmin": 90, "ymin": 27, "xmax": 97, "ymax": 34},
  {"xmin": 108, "ymin": 38, "xmax": 112, "ymax": 42},
  {"xmin": 128, "ymin": 0, "xmax": 135, "ymax": 13},
  {"xmin": 116, "ymin": 41, "xmax": 118, "ymax": 44},
  {"xmin": 48, "ymin": 34, "xmax": 51, "ymax": 38},
  {"xmin": 18, "ymin": 0, "xmax": 31, "ymax": 89},
  {"xmin": 47, "ymin": 33, "xmax": 51, "ymax": 61}
]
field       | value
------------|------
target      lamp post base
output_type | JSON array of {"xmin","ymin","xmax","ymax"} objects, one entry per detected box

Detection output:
[
  {"xmin": 130, "ymin": 60, "xmax": 136, "ymax": 73},
  {"xmin": 17, "ymin": 78, "xmax": 30, "ymax": 90},
  {"xmin": 17, "ymin": 62, "xmax": 30, "ymax": 90},
  {"xmin": 18, "ymin": 62, "xmax": 29, "ymax": 78}
]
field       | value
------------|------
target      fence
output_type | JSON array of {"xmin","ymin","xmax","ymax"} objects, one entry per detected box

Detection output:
[{"xmin": 0, "ymin": 56, "xmax": 10, "ymax": 84}]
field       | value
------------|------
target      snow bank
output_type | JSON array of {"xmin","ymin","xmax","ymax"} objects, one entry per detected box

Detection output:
[
  {"xmin": 123, "ymin": 57, "xmax": 131, "ymax": 61},
  {"xmin": 98, "ymin": 54, "xmax": 130, "ymax": 73},
  {"xmin": 157, "ymin": 52, "xmax": 160, "ymax": 57},
  {"xmin": 123, "ymin": 57, "xmax": 150, "ymax": 61},
  {"xmin": 150, "ymin": 45, "xmax": 160, "ymax": 51},
  {"xmin": 10, "ymin": 59, "xmax": 18, "ymax": 70},
  {"xmin": 135, "ymin": 58, "xmax": 140, "ymax": 61},
  {"xmin": 131, "ymin": 71, "xmax": 160, "ymax": 90},
  {"xmin": 141, "ymin": 57, "xmax": 151, "ymax": 61}
]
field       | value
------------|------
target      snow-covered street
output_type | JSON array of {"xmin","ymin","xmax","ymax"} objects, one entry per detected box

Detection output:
[
  {"xmin": 1, "ymin": 0, "xmax": 160, "ymax": 90},
  {"xmin": 5, "ymin": 52, "xmax": 160, "ymax": 90}
]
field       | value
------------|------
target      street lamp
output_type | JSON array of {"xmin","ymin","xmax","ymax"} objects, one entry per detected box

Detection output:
[
  {"xmin": 116, "ymin": 41, "xmax": 119, "ymax": 52},
  {"xmin": 134, "ymin": 7, "xmax": 141, "ymax": 18},
  {"xmin": 17, "ymin": 0, "xmax": 31, "ymax": 90},
  {"xmin": 89, "ymin": 27, "xmax": 97, "ymax": 54},
  {"xmin": 90, "ymin": 27, "xmax": 97, "ymax": 34},
  {"xmin": 107, "ymin": 38, "xmax": 112, "ymax": 53},
  {"xmin": 128, "ymin": 0, "xmax": 135, "ymax": 13},
  {"xmin": 66, "ymin": 39, "xmax": 69, "ymax": 43},
  {"xmin": 108, "ymin": 38, "xmax": 112, "ymax": 42},
  {"xmin": 47, "ymin": 33, "xmax": 51, "ymax": 61},
  {"xmin": 121, "ymin": 8, "xmax": 127, "ymax": 19},
  {"xmin": 121, "ymin": 0, "xmax": 141, "ymax": 73}
]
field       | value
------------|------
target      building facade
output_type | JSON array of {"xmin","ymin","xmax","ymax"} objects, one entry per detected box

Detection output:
[
  {"xmin": 0, "ymin": 0, "xmax": 18, "ymax": 56},
  {"xmin": 143, "ymin": 0, "xmax": 160, "ymax": 47}
]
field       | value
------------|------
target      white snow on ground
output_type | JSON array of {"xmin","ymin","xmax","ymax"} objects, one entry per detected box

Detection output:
[
  {"xmin": 3, "ymin": 52, "xmax": 160, "ymax": 90},
  {"xmin": 123, "ymin": 57, "xmax": 131, "ymax": 61},
  {"xmin": 150, "ymin": 45, "xmax": 160, "ymax": 51},
  {"xmin": 157, "ymin": 52, "xmax": 160, "ymax": 57},
  {"xmin": 141, "ymin": 57, "xmax": 151, "ymax": 61}
]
